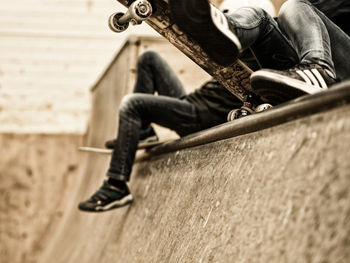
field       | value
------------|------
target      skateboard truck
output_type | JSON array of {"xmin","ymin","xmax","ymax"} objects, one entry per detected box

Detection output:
[
  {"xmin": 227, "ymin": 94, "xmax": 272, "ymax": 121},
  {"xmin": 108, "ymin": 0, "xmax": 153, "ymax": 33}
]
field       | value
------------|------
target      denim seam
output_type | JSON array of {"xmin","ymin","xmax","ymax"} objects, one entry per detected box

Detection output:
[
  {"xmin": 118, "ymin": 114, "xmax": 134, "ymax": 177},
  {"xmin": 227, "ymin": 8, "xmax": 267, "ymax": 30},
  {"xmin": 107, "ymin": 172, "xmax": 128, "ymax": 182}
]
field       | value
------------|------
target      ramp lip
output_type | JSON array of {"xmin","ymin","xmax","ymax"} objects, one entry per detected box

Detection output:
[{"xmin": 139, "ymin": 81, "xmax": 350, "ymax": 158}]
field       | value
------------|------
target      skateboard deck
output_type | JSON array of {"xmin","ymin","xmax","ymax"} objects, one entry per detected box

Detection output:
[
  {"xmin": 79, "ymin": 140, "xmax": 167, "ymax": 154},
  {"xmin": 109, "ymin": 0, "xmax": 254, "ymax": 102}
]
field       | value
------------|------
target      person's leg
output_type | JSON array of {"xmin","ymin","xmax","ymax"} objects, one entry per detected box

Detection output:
[
  {"xmin": 279, "ymin": 0, "xmax": 350, "ymax": 81},
  {"xmin": 168, "ymin": 0, "xmax": 298, "ymax": 69},
  {"xmin": 227, "ymin": 6, "xmax": 298, "ymax": 70},
  {"xmin": 105, "ymin": 51, "xmax": 187, "ymax": 149},
  {"xmin": 308, "ymin": 0, "xmax": 350, "ymax": 36},
  {"xmin": 249, "ymin": 0, "xmax": 347, "ymax": 104},
  {"xmin": 78, "ymin": 94, "xmax": 201, "ymax": 212},
  {"xmin": 277, "ymin": 0, "xmax": 335, "ymax": 78},
  {"xmin": 309, "ymin": 4, "xmax": 350, "ymax": 81},
  {"xmin": 135, "ymin": 51, "xmax": 187, "ymax": 141},
  {"xmin": 134, "ymin": 51, "xmax": 186, "ymax": 97},
  {"xmin": 107, "ymin": 94, "xmax": 200, "ymax": 180}
]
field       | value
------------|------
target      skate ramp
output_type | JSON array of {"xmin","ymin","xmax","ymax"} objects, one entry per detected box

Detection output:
[
  {"xmin": 40, "ymin": 84, "xmax": 350, "ymax": 263},
  {"xmin": 40, "ymin": 37, "xmax": 350, "ymax": 262}
]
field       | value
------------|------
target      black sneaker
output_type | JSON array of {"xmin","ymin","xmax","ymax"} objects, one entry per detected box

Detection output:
[
  {"xmin": 250, "ymin": 64, "xmax": 336, "ymax": 104},
  {"xmin": 78, "ymin": 181, "xmax": 133, "ymax": 212},
  {"xmin": 169, "ymin": 0, "xmax": 241, "ymax": 66},
  {"xmin": 104, "ymin": 139, "xmax": 117, "ymax": 149}
]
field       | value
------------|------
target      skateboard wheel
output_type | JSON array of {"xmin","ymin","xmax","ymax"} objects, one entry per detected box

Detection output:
[
  {"xmin": 227, "ymin": 109, "xmax": 241, "ymax": 121},
  {"xmin": 255, "ymin": 103, "xmax": 273, "ymax": 113},
  {"xmin": 134, "ymin": 0, "xmax": 153, "ymax": 19},
  {"xmin": 108, "ymin": 12, "xmax": 129, "ymax": 33}
]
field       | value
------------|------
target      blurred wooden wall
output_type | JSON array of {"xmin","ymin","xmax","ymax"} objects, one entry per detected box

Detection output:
[{"xmin": 0, "ymin": 0, "xmax": 155, "ymax": 133}]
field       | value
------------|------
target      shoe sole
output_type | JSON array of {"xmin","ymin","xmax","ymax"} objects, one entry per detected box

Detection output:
[
  {"xmin": 79, "ymin": 194, "xmax": 133, "ymax": 212},
  {"xmin": 250, "ymin": 71, "xmax": 326, "ymax": 105},
  {"xmin": 169, "ymin": 0, "xmax": 241, "ymax": 66}
]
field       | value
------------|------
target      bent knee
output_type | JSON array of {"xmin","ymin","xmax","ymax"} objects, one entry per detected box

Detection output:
[
  {"xmin": 119, "ymin": 93, "xmax": 151, "ymax": 117},
  {"xmin": 231, "ymin": 6, "xmax": 271, "ymax": 24},
  {"xmin": 241, "ymin": 6, "xmax": 268, "ymax": 18},
  {"xmin": 119, "ymin": 94, "xmax": 138, "ymax": 114},
  {"xmin": 279, "ymin": 0, "xmax": 307, "ymax": 18},
  {"xmin": 137, "ymin": 50, "xmax": 161, "ymax": 66}
]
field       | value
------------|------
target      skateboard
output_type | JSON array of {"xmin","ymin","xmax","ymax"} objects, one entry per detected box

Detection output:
[
  {"xmin": 108, "ymin": 0, "xmax": 269, "ymax": 116},
  {"xmin": 79, "ymin": 140, "xmax": 167, "ymax": 154}
]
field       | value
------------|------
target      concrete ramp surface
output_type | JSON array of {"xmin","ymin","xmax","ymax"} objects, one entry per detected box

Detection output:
[
  {"xmin": 40, "ymin": 38, "xmax": 350, "ymax": 262},
  {"xmin": 41, "ymin": 99, "xmax": 350, "ymax": 263}
]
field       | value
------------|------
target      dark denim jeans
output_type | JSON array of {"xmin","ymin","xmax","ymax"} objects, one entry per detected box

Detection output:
[
  {"xmin": 107, "ymin": 51, "xmax": 202, "ymax": 181},
  {"xmin": 308, "ymin": 0, "xmax": 350, "ymax": 35}
]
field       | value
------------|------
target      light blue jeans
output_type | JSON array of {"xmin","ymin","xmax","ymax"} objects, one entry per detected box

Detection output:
[
  {"xmin": 226, "ymin": 7, "xmax": 299, "ymax": 70},
  {"xmin": 278, "ymin": 0, "xmax": 350, "ymax": 80},
  {"xmin": 226, "ymin": 1, "xmax": 350, "ymax": 80}
]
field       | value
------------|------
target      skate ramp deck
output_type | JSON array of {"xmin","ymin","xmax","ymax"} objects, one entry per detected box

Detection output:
[{"xmin": 40, "ymin": 37, "xmax": 350, "ymax": 262}]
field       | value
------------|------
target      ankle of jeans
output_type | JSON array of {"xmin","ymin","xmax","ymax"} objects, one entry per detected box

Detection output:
[
  {"xmin": 107, "ymin": 171, "xmax": 129, "ymax": 182},
  {"xmin": 302, "ymin": 57, "xmax": 336, "ymax": 79}
]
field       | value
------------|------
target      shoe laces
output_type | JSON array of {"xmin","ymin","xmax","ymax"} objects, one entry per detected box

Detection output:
[
  {"xmin": 88, "ymin": 181, "xmax": 112, "ymax": 201},
  {"xmin": 89, "ymin": 188, "xmax": 109, "ymax": 201},
  {"xmin": 289, "ymin": 63, "xmax": 319, "ymax": 72}
]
